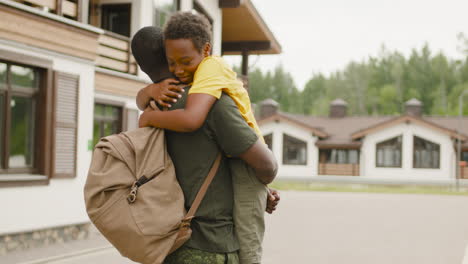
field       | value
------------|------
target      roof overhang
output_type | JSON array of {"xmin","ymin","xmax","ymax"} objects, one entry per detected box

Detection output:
[
  {"xmin": 351, "ymin": 115, "xmax": 468, "ymax": 141},
  {"xmin": 258, "ymin": 113, "xmax": 328, "ymax": 138},
  {"xmin": 220, "ymin": 0, "xmax": 281, "ymax": 55}
]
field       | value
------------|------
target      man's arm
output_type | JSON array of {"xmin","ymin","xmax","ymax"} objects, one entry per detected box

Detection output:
[
  {"xmin": 238, "ymin": 140, "xmax": 278, "ymax": 184},
  {"xmin": 139, "ymin": 93, "xmax": 217, "ymax": 132},
  {"xmin": 208, "ymin": 95, "xmax": 278, "ymax": 184}
]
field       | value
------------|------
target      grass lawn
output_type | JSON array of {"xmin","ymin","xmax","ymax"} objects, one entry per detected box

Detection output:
[{"xmin": 269, "ymin": 181, "xmax": 468, "ymax": 196}]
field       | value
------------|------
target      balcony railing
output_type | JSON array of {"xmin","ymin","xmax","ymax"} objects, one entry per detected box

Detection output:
[
  {"xmin": 319, "ymin": 163, "xmax": 360, "ymax": 176},
  {"xmin": 12, "ymin": 0, "xmax": 80, "ymax": 20},
  {"xmin": 7, "ymin": 0, "xmax": 138, "ymax": 76},
  {"xmin": 97, "ymin": 31, "xmax": 137, "ymax": 75},
  {"xmin": 462, "ymin": 167, "xmax": 468, "ymax": 179}
]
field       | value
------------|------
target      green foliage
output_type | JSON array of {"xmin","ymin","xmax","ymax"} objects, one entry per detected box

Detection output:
[{"xmin": 241, "ymin": 40, "xmax": 468, "ymax": 116}]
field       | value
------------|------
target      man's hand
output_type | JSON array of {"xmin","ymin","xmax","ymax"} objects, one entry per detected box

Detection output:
[
  {"xmin": 146, "ymin": 78, "xmax": 185, "ymax": 108},
  {"xmin": 138, "ymin": 104, "xmax": 158, "ymax": 128},
  {"xmin": 266, "ymin": 188, "xmax": 280, "ymax": 214}
]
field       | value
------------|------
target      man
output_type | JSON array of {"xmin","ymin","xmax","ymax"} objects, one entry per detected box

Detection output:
[{"xmin": 132, "ymin": 26, "xmax": 279, "ymax": 264}]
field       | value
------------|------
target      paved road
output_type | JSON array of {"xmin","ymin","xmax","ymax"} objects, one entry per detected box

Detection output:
[
  {"xmin": 36, "ymin": 191, "xmax": 468, "ymax": 264},
  {"xmin": 262, "ymin": 191, "xmax": 468, "ymax": 264}
]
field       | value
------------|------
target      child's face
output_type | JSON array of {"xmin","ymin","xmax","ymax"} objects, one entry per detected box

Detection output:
[{"xmin": 165, "ymin": 39, "xmax": 210, "ymax": 84}]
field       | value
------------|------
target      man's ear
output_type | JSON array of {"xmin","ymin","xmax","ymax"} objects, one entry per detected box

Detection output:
[{"xmin": 202, "ymin": 42, "xmax": 211, "ymax": 56}]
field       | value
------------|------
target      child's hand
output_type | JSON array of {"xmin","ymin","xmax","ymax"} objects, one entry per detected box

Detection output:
[
  {"xmin": 266, "ymin": 188, "xmax": 280, "ymax": 214},
  {"xmin": 146, "ymin": 78, "xmax": 185, "ymax": 108}
]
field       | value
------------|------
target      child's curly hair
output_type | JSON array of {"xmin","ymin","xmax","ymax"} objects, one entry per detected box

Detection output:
[{"xmin": 163, "ymin": 11, "xmax": 212, "ymax": 52}]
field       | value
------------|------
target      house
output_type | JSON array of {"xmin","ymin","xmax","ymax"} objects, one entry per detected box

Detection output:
[
  {"xmin": 257, "ymin": 98, "xmax": 468, "ymax": 181},
  {"xmin": 0, "ymin": 0, "xmax": 281, "ymax": 254}
]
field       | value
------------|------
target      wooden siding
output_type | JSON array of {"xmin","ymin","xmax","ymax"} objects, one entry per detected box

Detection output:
[
  {"xmin": 462, "ymin": 167, "xmax": 468, "ymax": 179},
  {"xmin": 95, "ymin": 72, "xmax": 147, "ymax": 97},
  {"xmin": 12, "ymin": 0, "xmax": 78, "ymax": 19},
  {"xmin": 52, "ymin": 72, "xmax": 78, "ymax": 178},
  {"xmin": 97, "ymin": 33, "xmax": 137, "ymax": 75},
  {"xmin": 319, "ymin": 163, "xmax": 360, "ymax": 176},
  {"xmin": 0, "ymin": 4, "xmax": 98, "ymax": 61}
]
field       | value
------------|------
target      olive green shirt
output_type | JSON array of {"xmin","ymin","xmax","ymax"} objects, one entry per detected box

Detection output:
[{"xmin": 165, "ymin": 88, "xmax": 258, "ymax": 253}]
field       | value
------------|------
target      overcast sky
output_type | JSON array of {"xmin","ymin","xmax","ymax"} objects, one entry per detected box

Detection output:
[{"xmin": 224, "ymin": 0, "xmax": 468, "ymax": 90}]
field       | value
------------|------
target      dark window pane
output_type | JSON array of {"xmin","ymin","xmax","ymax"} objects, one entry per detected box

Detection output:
[
  {"xmin": 376, "ymin": 136, "xmax": 402, "ymax": 167},
  {"xmin": 103, "ymin": 121, "xmax": 112, "ymax": 137},
  {"xmin": 462, "ymin": 152, "xmax": 468, "ymax": 162},
  {"xmin": 336, "ymin": 149, "xmax": 347, "ymax": 163},
  {"xmin": 319, "ymin": 149, "xmax": 330, "ymax": 163},
  {"xmin": 104, "ymin": 105, "xmax": 119, "ymax": 119},
  {"xmin": 94, "ymin": 104, "xmax": 103, "ymax": 117},
  {"xmin": 11, "ymin": 65, "xmax": 36, "ymax": 90},
  {"xmin": 0, "ymin": 63, "xmax": 6, "ymax": 90},
  {"xmin": 101, "ymin": 4, "xmax": 131, "ymax": 37},
  {"xmin": 349, "ymin": 150, "xmax": 359, "ymax": 164},
  {"xmin": 93, "ymin": 120, "xmax": 101, "ymax": 147},
  {"xmin": 283, "ymin": 134, "xmax": 307, "ymax": 165},
  {"xmin": 413, "ymin": 136, "xmax": 440, "ymax": 168},
  {"xmin": 264, "ymin": 133, "xmax": 273, "ymax": 151},
  {"xmin": 9, "ymin": 96, "xmax": 35, "ymax": 168},
  {"xmin": 94, "ymin": 103, "xmax": 122, "ymax": 147}
]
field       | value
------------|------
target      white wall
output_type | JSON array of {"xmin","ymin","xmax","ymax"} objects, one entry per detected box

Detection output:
[
  {"xmin": 361, "ymin": 122, "xmax": 456, "ymax": 180},
  {"xmin": 0, "ymin": 43, "xmax": 95, "ymax": 235},
  {"xmin": 94, "ymin": 91, "xmax": 140, "ymax": 111},
  {"xmin": 260, "ymin": 121, "xmax": 319, "ymax": 179}
]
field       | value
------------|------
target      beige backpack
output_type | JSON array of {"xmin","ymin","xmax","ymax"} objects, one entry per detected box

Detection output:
[{"xmin": 84, "ymin": 125, "xmax": 221, "ymax": 264}]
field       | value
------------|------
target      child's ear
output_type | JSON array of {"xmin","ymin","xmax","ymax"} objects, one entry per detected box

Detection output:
[{"xmin": 202, "ymin": 43, "xmax": 211, "ymax": 57}]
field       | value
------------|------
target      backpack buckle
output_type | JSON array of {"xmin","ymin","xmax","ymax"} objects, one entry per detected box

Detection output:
[{"xmin": 127, "ymin": 182, "xmax": 139, "ymax": 204}]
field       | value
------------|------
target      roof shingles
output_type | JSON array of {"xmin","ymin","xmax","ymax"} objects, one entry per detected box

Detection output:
[{"xmin": 266, "ymin": 112, "xmax": 468, "ymax": 149}]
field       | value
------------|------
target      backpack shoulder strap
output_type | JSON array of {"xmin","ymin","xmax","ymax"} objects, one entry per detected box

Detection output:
[{"xmin": 185, "ymin": 153, "xmax": 222, "ymax": 219}]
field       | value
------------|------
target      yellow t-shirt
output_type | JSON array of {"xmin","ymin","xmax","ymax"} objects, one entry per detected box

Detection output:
[{"xmin": 189, "ymin": 56, "xmax": 263, "ymax": 139}]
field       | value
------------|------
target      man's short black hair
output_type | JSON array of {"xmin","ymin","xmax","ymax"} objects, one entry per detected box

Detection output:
[
  {"xmin": 131, "ymin": 26, "xmax": 173, "ymax": 83},
  {"xmin": 163, "ymin": 11, "xmax": 212, "ymax": 52}
]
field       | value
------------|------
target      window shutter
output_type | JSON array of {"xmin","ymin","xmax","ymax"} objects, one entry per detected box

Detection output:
[
  {"xmin": 51, "ymin": 72, "xmax": 79, "ymax": 178},
  {"xmin": 124, "ymin": 108, "xmax": 139, "ymax": 131}
]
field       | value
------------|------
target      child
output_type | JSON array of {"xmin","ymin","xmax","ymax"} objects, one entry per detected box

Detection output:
[{"xmin": 134, "ymin": 13, "xmax": 276, "ymax": 264}]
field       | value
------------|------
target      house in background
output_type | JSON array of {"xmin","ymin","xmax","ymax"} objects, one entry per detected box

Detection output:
[
  {"xmin": 0, "ymin": 0, "xmax": 280, "ymax": 254},
  {"xmin": 258, "ymin": 98, "xmax": 468, "ymax": 181}
]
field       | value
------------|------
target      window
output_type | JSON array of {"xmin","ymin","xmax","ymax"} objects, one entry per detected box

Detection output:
[
  {"xmin": 283, "ymin": 134, "xmax": 307, "ymax": 165},
  {"xmin": 101, "ymin": 4, "xmax": 131, "ymax": 37},
  {"xmin": 264, "ymin": 133, "xmax": 273, "ymax": 151},
  {"xmin": 0, "ymin": 62, "xmax": 41, "ymax": 173},
  {"xmin": 154, "ymin": 0, "xmax": 178, "ymax": 27},
  {"xmin": 93, "ymin": 103, "xmax": 123, "ymax": 146},
  {"xmin": 320, "ymin": 149, "xmax": 359, "ymax": 164},
  {"xmin": 413, "ymin": 136, "xmax": 440, "ymax": 169},
  {"xmin": 463, "ymin": 151, "xmax": 468, "ymax": 162},
  {"xmin": 376, "ymin": 136, "xmax": 402, "ymax": 168}
]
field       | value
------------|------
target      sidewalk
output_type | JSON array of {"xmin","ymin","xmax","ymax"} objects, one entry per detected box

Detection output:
[{"xmin": 0, "ymin": 225, "xmax": 135, "ymax": 264}]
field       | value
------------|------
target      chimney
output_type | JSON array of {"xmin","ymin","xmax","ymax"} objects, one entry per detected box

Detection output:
[
  {"xmin": 259, "ymin": 99, "xmax": 279, "ymax": 119},
  {"xmin": 405, "ymin": 98, "xmax": 423, "ymax": 117},
  {"xmin": 329, "ymin": 99, "xmax": 347, "ymax": 118}
]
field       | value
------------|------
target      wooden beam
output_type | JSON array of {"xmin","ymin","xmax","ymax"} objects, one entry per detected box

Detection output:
[
  {"xmin": 241, "ymin": 50, "xmax": 248, "ymax": 76},
  {"xmin": 56, "ymin": 0, "xmax": 63, "ymax": 16},
  {"xmin": 219, "ymin": 0, "xmax": 242, "ymax": 8},
  {"xmin": 222, "ymin": 41, "xmax": 271, "ymax": 52}
]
